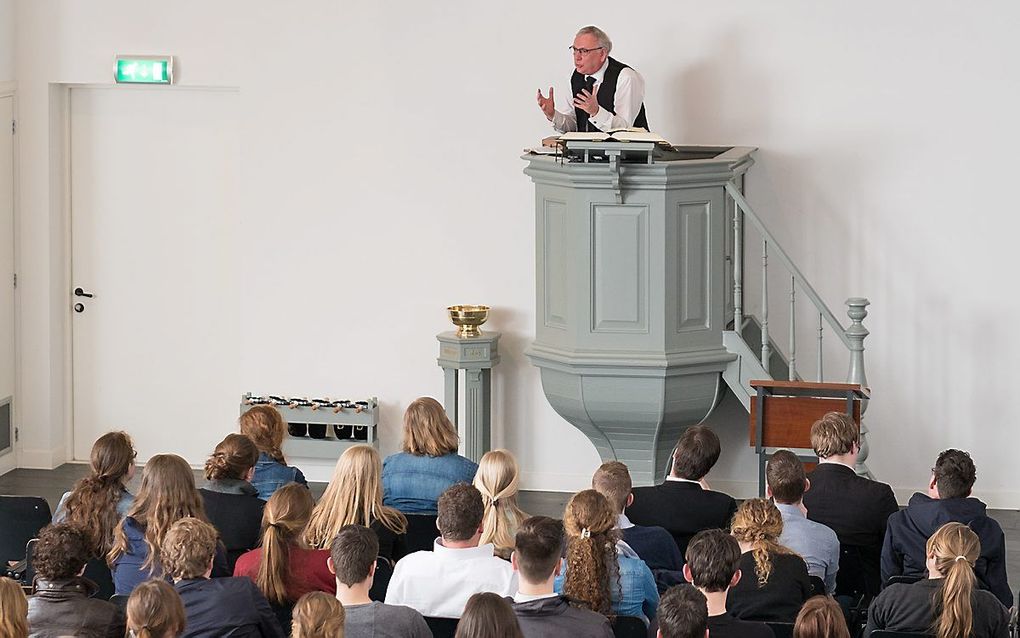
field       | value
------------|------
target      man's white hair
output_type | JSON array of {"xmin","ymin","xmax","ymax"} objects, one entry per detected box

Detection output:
[{"xmin": 576, "ymin": 25, "xmax": 612, "ymax": 54}]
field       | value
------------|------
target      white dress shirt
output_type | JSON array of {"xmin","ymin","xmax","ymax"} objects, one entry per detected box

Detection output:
[
  {"xmin": 551, "ymin": 58, "xmax": 646, "ymax": 133},
  {"xmin": 385, "ymin": 539, "xmax": 518, "ymax": 619}
]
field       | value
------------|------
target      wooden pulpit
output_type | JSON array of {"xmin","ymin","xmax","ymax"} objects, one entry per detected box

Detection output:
[{"xmin": 749, "ymin": 380, "xmax": 869, "ymax": 496}]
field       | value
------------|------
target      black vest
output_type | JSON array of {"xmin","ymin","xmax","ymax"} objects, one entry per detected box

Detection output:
[{"xmin": 570, "ymin": 57, "xmax": 649, "ymax": 132}]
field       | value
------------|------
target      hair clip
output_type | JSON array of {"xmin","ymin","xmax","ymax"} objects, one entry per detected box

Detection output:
[{"xmin": 580, "ymin": 528, "xmax": 591, "ymax": 539}]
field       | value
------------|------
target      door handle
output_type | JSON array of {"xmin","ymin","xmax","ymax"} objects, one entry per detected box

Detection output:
[{"xmin": 74, "ymin": 287, "xmax": 94, "ymax": 298}]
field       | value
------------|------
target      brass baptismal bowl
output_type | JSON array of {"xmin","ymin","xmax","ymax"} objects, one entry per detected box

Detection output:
[{"xmin": 447, "ymin": 305, "xmax": 490, "ymax": 338}]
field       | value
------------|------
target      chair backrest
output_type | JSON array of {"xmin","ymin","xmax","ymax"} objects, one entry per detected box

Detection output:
[
  {"xmin": 0, "ymin": 496, "xmax": 52, "ymax": 561},
  {"xmin": 869, "ymin": 631, "xmax": 934, "ymax": 637},
  {"xmin": 883, "ymin": 574, "xmax": 922, "ymax": 588},
  {"xmin": 766, "ymin": 622, "xmax": 795, "ymax": 638},
  {"xmin": 404, "ymin": 514, "xmax": 439, "ymax": 554},
  {"xmin": 109, "ymin": 594, "xmax": 130, "ymax": 611},
  {"xmin": 835, "ymin": 543, "xmax": 882, "ymax": 599},
  {"xmin": 424, "ymin": 616, "xmax": 458, "ymax": 638},
  {"xmin": 808, "ymin": 575, "xmax": 826, "ymax": 597},
  {"xmin": 612, "ymin": 616, "xmax": 647, "ymax": 638}
]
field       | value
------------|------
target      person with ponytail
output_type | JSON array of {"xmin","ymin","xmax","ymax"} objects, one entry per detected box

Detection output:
[
  {"xmin": 305, "ymin": 445, "xmax": 407, "ymax": 561},
  {"xmin": 291, "ymin": 592, "xmax": 345, "ymax": 638},
  {"xmin": 473, "ymin": 449, "xmax": 528, "ymax": 560},
  {"xmin": 727, "ymin": 498, "xmax": 812, "ymax": 623},
  {"xmin": 126, "ymin": 580, "xmax": 186, "ymax": 638},
  {"xmin": 240, "ymin": 405, "xmax": 308, "ymax": 501},
  {"xmin": 554, "ymin": 489, "xmax": 658, "ymax": 624},
  {"xmin": 109, "ymin": 454, "xmax": 228, "ymax": 595},
  {"xmin": 865, "ymin": 522, "xmax": 1009, "ymax": 638},
  {"xmin": 234, "ymin": 484, "xmax": 335, "ymax": 628},
  {"xmin": 0, "ymin": 576, "xmax": 28, "ymax": 638},
  {"xmin": 199, "ymin": 433, "xmax": 265, "ymax": 572}
]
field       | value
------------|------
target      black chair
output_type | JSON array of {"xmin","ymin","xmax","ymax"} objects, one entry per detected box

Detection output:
[
  {"xmin": 83, "ymin": 557, "xmax": 116, "ymax": 600},
  {"xmin": 868, "ymin": 632, "xmax": 934, "ymax": 637},
  {"xmin": 766, "ymin": 622, "xmax": 795, "ymax": 638},
  {"xmin": 109, "ymin": 594, "xmax": 129, "ymax": 611},
  {"xmin": 835, "ymin": 544, "xmax": 881, "ymax": 600},
  {"xmin": 611, "ymin": 616, "xmax": 646, "ymax": 638},
  {"xmin": 424, "ymin": 616, "xmax": 458, "ymax": 638},
  {"xmin": 368, "ymin": 556, "xmax": 392, "ymax": 602},
  {"xmin": 0, "ymin": 496, "xmax": 51, "ymax": 584},
  {"xmin": 882, "ymin": 574, "xmax": 922, "ymax": 589},
  {"xmin": 808, "ymin": 575, "xmax": 827, "ymax": 597},
  {"xmin": 404, "ymin": 514, "xmax": 439, "ymax": 554}
]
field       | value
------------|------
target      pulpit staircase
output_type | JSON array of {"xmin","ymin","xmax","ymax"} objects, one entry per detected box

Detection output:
[{"xmin": 719, "ymin": 182, "xmax": 874, "ymax": 477}]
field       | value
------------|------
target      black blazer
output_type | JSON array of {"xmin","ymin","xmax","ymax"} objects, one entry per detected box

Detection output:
[
  {"xmin": 175, "ymin": 577, "xmax": 284, "ymax": 638},
  {"xmin": 625, "ymin": 480, "xmax": 737, "ymax": 557}
]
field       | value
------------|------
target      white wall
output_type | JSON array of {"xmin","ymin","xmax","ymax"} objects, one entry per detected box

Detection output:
[
  {"xmin": 0, "ymin": 0, "xmax": 12, "ymax": 83},
  {"xmin": 12, "ymin": 1, "xmax": 1020, "ymax": 505}
]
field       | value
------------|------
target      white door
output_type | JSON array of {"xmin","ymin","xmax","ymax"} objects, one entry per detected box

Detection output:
[
  {"xmin": 0, "ymin": 95, "xmax": 14, "ymax": 469},
  {"xmin": 70, "ymin": 87, "xmax": 240, "ymax": 464}
]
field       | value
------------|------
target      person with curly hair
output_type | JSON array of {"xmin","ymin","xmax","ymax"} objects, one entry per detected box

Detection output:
[
  {"xmin": 27, "ymin": 523, "xmax": 125, "ymax": 638},
  {"xmin": 290, "ymin": 592, "xmax": 345, "ymax": 638},
  {"xmin": 240, "ymin": 405, "xmax": 308, "ymax": 501},
  {"xmin": 126, "ymin": 579, "xmax": 186, "ymax": 638},
  {"xmin": 727, "ymin": 498, "xmax": 812, "ymax": 623},
  {"xmin": 0, "ymin": 576, "xmax": 28, "ymax": 638},
  {"xmin": 473, "ymin": 449, "xmax": 528, "ymax": 561},
  {"xmin": 555, "ymin": 490, "xmax": 658, "ymax": 624},
  {"xmin": 199, "ymin": 433, "xmax": 265, "ymax": 572}
]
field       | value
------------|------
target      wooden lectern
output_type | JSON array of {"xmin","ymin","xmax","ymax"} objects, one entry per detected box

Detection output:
[{"xmin": 749, "ymin": 380, "xmax": 869, "ymax": 496}]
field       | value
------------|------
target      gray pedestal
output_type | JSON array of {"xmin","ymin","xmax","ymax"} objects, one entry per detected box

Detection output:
[
  {"xmin": 523, "ymin": 144, "xmax": 757, "ymax": 485},
  {"xmin": 437, "ymin": 331, "xmax": 500, "ymax": 462}
]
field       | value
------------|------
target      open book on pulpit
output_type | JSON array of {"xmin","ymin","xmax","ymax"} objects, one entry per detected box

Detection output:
[{"xmin": 559, "ymin": 128, "xmax": 668, "ymax": 143}]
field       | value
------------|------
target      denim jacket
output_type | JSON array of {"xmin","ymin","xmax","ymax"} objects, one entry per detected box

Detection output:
[
  {"xmin": 251, "ymin": 452, "xmax": 307, "ymax": 501},
  {"xmin": 53, "ymin": 488, "xmax": 134, "ymax": 523},
  {"xmin": 381, "ymin": 452, "xmax": 478, "ymax": 514},
  {"xmin": 554, "ymin": 552, "xmax": 660, "ymax": 624}
]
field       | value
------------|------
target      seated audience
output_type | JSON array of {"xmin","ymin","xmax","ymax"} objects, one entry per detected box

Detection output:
[
  {"xmin": 0, "ymin": 576, "xmax": 28, "ymax": 638},
  {"xmin": 683, "ymin": 529, "xmax": 774, "ymax": 638},
  {"xmin": 385, "ymin": 483, "xmax": 516, "ymax": 617},
  {"xmin": 27, "ymin": 523, "xmax": 125, "ymax": 638},
  {"xmin": 510, "ymin": 515, "xmax": 614, "ymax": 638},
  {"xmin": 305, "ymin": 444, "xmax": 408, "ymax": 563},
  {"xmin": 109, "ymin": 454, "xmax": 228, "ymax": 594},
  {"xmin": 291, "ymin": 592, "xmax": 345, "ymax": 638},
  {"xmin": 473, "ymin": 449, "xmax": 528, "ymax": 561},
  {"xmin": 555, "ymin": 490, "xmax": 659, "ymax": 624},
  {"xmin": 626, "ymin": 425, "xmax": 737, "ymax": 557},
  {"xmin": 793, "ymin": 596, "xmax": 849, "ymax": 638},
  {"xmin": 382, "ymin": 397, "xmax": 478, "ymax": 514},
  {"xmin": 882, "ymin": 448, "xmax": 1011, "ymax": 607},
  {"xmin": 766, "ymin": 450, "xmax": 839, "ymax": 594},
  {"xmin": 164, "ymin": 517, "xmax": 283, "ymax": 637},
  {"xmin": 330, "ymin": 524, "xmax": 430, "ymax": 638},
  {"xmin": 126, "ymin": 579, "xmax": 187, "ymax": 638},
  {"xmin": 656, "ymin": 585, "xmax": 709, "ymax": 638},
  {"xmin": 865, "ymin": 522, "xmax": 1009, "ymax": 638},
  {"xmin": 240, "ymin": 405, "xmax": 308, "ymax": 501},
  {"xmin": 234, "ymin": 484, "xmax": 335, "ymax": 628},
  {"xmin": 200, "ymin": 433, "xmax": 265, "ymax": 572},
  {"xmin": 456, "ymin": 592, "xmax": 524, "ymax": 638},
  {"xmin": 802, "ymin": 412, "xmax": 897, "ymax": 598},
  {"xmin": 52, "ymin": 430, "xmax": 137, "ymax": 597},
  {"xmin": 727, "ymin": 498, "xmax": 812, "ymax": 623},
  {"xmin": 592, "ymin": 460, "xmax": 684, "ymax": 590}
]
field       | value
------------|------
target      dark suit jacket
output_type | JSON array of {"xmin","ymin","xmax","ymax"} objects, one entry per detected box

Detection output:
[
  {"xmin": 625, "ymin": 480, "xmax": 737, "ymax": 557},
  {"xmin": 803, "ymin": 462, "xmax": 899, "ymax": 596},
  {"xmin": 175, "ymin": 577, "xmax": 284, "ymax": 638}
]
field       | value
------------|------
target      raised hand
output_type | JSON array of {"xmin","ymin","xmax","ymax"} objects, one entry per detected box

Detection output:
[
  {"xmin": 537, "ymin": 87, "xmax": 555, "ymax": 120},
  {"xmin": 573, "ymin": 84, "xmax": 600, "ymax": 116}
]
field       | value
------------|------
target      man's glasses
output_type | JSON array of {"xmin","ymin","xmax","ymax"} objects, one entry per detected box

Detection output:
[{"xmin": 568, "ymin": 46, "xmax": 604, "ymax": 56}]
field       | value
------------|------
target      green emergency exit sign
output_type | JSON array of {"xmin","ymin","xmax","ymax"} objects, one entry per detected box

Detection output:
[{"xmin": 114, "ymin": 56, "xmax": 174, "ymax": 84}]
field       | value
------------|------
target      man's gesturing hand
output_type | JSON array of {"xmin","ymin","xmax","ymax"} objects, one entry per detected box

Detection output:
[
  {"xmin": 537, "ymin": 87, "xmax": 555, "ymax": 120},
  {"xmin": 573, "ymin": 85, "xmax": 600, "ymax": 117}
]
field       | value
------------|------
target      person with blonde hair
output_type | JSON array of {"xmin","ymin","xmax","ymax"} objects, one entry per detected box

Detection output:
[
  {"xmin": 793, "ymin": 595, "xmax": 849, "ymax": 638},
  {"xmin": 109, "ymin": 454, "xmax": 228, "ymax": 595},
  {"xmin": 727, "ymin": 498, "xmax": 812, "ymax": 623},
  {"xmin": 455, "ymin": 592, "xmax": 524, "ymax": 638},
  {"xmin": 200, "ymin": 433, "xmax": 265, "ymax": 572},
  {"xmin": 164, "ymin": 517, "xmax": 283, "ymax": 637},
  {"xmin": 291, "ymin": 591, "xmax": 345, "ymax": 638},
  {"xmin": 0, "ymin": 576, "xmax": 28, "ymax": 638},
  {"xmin": 126, "ymin": 579, "xmax": 186, "ymax": 638},
  {"xmin": 382, "ymin": 397, "xmax": 478, "ymax": 514},
  {"xmin": 240, "ymin": 405, "xmax": 308, "ymax": 501},
  {"xmin": 306, "ymin": 445, "xmax": 407, "ymax": 563},
  {"xmin": 555, "ymin": 490, "xmax": 658, "ymax": 624},
  {"xmin": 234, "ymin": 484, "xmax": 335, "ymax": 627},
  {"xmin": 865, "ymin": 522, "xmax": 1009, "ymax": 638},
  {"xmin": 473, "ymin": 449, "xmax": 527, "ymax": 560}
]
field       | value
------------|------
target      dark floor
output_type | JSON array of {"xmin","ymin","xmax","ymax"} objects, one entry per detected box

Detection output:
[{"xmin": 3, "ymin": 464, "xmax": 1017, "ymax": 592}]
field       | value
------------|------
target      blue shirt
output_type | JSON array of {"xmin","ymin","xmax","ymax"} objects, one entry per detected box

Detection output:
[
  {"xmin": 250, "ymin": 452, "xmax": 307, "ymax": 501},
  {"xmin": 53, "ymin": 487, "xmax": 134, "ymax": 523},
  {"xmin": 554, "ymin": 551, "xmax": 659, "ymax": 624},
  {"xmin": 382, "ymin": 452, "xmax": 478, "ymax": 514},
  {"xmin": 776, "ymin": 501, "xmax": 840, "ymax": 594}
]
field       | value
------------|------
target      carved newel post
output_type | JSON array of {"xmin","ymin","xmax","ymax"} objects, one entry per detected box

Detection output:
[
  {"xmin": 843, "ymin": 297, "xmax": 872, "ymax": 478},
  {"xmin": 437, "ymin": 332, "xmax": 500, "ymax": 462}
]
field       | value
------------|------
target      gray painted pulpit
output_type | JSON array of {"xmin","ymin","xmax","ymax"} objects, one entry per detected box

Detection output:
[{"xmin": 523, "ymin": 144, "xmax": 757, "ymax": 486}]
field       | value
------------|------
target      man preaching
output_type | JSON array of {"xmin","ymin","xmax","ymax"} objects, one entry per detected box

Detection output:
[{"xmin": 536, "ymin": 25, "xmax": 649, "ymax": 133}]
